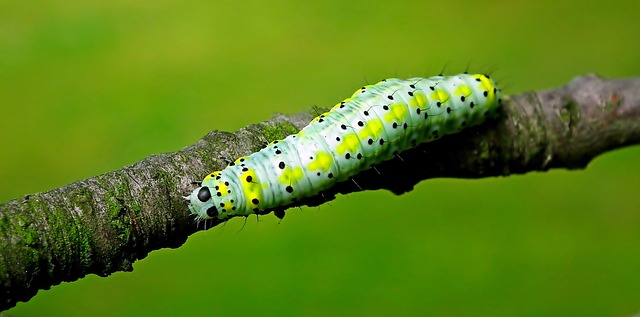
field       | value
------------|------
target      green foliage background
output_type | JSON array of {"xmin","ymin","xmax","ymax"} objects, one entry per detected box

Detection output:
[{"xmin": 2, "ymin": 0, "xmax": 640, "ymax": 316}]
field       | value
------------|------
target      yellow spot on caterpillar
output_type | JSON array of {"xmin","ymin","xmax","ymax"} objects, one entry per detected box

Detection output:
[
  {"xmin": 234, "ymin": 156, "xmax": 249, "ymax": 164},
  {"xmin": 217, "ymin": 180, "xmax": 229, "ymax": 195},
  {"xmin": 310, "ymin": 111, "xmax": 331, "ymax": 123},
  {"xmin": 454, "ymin": 85, "xmax": 472, "ymax": 97},
  {"xmin": 279, "ymin": 166, "xmax": 304, "ymax": 186},
  {"xmin": 350, "ymin": 84, "xmax": 374, "ymax": 97},
  {"xmin": 358, "ymin": 118, "xmax": 384, "ymax": 140},
  {"xmin": 430, "ymin": 89, "xmax": 450, "ymax": 105},
  {"xmin": 336, "ymin": 133, "xmax": 360, "ymax": 155},
  {"xmin": 384, "ymin": 103, "xmax": 409, "ymax": 123},
  {"xmin": 240, "ymin": 170, "xmax": 262, "ymax": 208},
  {"xmin": 474, "ymin": 74, "xmax": 497, "ymax": 106},
  {"xmin": 409, "ymin": 92, "xmax": 427, "ymax": 108},
  {"xmin": 308, "ymin": 151, "xmax": 333, "ymax": 172},
  {"xmin": 221, "ymin": 200, "xmax": 234, "ymax": 212},
  {"xmin": 203, "ymin": 171, "xmax": 221, "ymax": 182}
]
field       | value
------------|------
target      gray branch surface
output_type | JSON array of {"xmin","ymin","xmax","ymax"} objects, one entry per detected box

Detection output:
[{"xmin": 1, "ymin": 74, "xmax": 640, "ymax": 311}]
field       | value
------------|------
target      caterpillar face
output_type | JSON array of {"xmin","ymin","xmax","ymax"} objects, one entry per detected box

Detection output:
[
  {"xmin": 187, "ymin": 186, "xmax": 222, "ymax": 220},
  {"xmin": 188, "ymin": 167, "xmax": 248, "ymax": 220},
  {"xmin": 188, "ymin": 73, "xmax": 502, "ymax": 222}
]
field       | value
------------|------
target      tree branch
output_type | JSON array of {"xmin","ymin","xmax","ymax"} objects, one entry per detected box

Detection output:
[{"xmin": 1, "ymin": 74, "xmax": 639, "ymax": 311}]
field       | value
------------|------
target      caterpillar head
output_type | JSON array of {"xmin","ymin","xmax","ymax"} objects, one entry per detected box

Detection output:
[{"xmin": 187, "ymin": 186, "xmax": 222, "ymax": 220}]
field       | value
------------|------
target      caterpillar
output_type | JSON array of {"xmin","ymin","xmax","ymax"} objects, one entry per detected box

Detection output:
[{"xmin": 186, "ymin": 73, "xmax": 501, "ymax": 222}]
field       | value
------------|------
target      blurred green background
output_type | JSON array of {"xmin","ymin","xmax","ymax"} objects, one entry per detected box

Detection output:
[{"xmin": 2, "ymin": 0, "xmax": 640, "ymax": 316}]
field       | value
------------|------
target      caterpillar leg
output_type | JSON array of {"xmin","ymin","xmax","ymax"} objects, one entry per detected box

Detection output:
[{"xmin": 273, "ymin": 209, "xmax": 285, "ymax": 220}]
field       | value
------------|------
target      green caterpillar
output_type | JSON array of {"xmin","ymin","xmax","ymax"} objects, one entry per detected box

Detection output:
[{"xmin": 187, "ymin": 73, "xmax": 501, "ymax": 221}]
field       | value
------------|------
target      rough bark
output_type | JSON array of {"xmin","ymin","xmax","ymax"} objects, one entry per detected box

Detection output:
[{"xmin": 1, "ymin": 74, "xmax": 639, "ymax": 311}]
